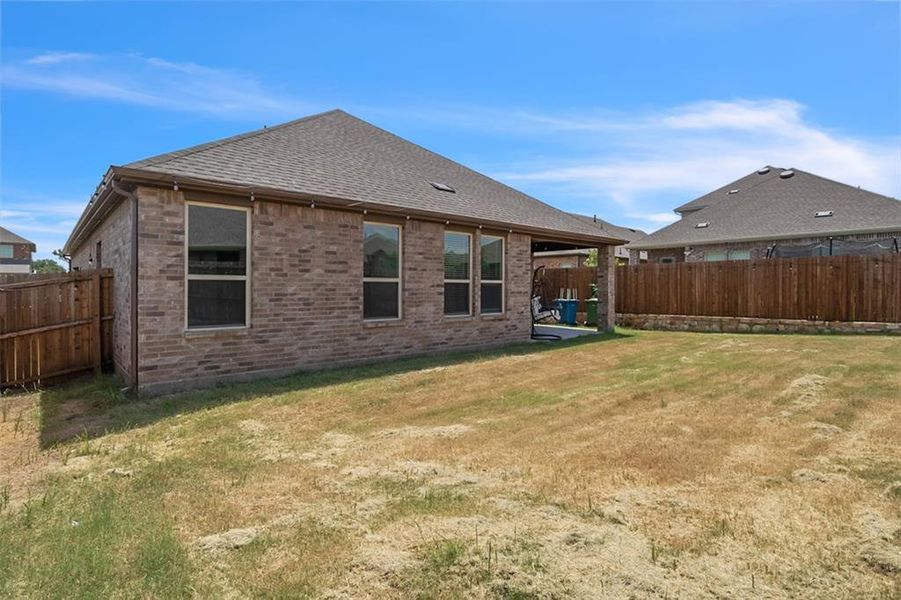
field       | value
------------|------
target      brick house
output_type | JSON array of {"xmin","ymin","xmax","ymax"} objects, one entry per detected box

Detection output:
[
  {"xmin": 627, "ymin": 166, "xmax": 901, "ymax": 264},
  {"xmin": 0, "ymin": 226, "xmax": 36, "ymax": 274},
  {"xmin": 533, "ymin": 214, "xmax": 646, "ymax": 267},
  {"xmin": 64, "ymin": 110, "xmax": 625, "ymax": 394}
]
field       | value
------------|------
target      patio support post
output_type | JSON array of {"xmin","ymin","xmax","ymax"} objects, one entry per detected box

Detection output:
[{"xmin": 596, "ymin": 244, "xmax": 615, "ymax": 332}]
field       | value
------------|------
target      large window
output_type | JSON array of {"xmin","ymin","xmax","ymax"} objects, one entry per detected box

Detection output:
[
  {"xmin": 444, "ymin": 232, "xmax": 471, "ymax": 316},
  {"xmin": 0, "ymin": 245, "xmax": 12, "ymax": 259},
  {"xmin": 364, "ymin": 222, "xmax": 401, "ymax": 320},
  {"xmin": 705, "ymin": 251, "xmax": 727, "ymax": 262},
  {"xmin": 186, "ymin": 203, "xmax": 250, "ymax": 329},
  {"xmin": 480, "ymin": 235, "xmax": 504, "ymax": 314}
]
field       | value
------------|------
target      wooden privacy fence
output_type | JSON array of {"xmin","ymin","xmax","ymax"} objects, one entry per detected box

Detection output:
[
  {"xmin": 616, "ymin": 254, "xmax": 900, "ymax": 322},
  {"xmin": 0, "ymin": 269, "xmax": 113, "ymax": 387},
  {"xmin": 542, "ymin": 253, "xmax": 901, "ymax": 323},
  {"xmin": 540, "ymin": 267, "xmax": 597, "ymax": 313}
]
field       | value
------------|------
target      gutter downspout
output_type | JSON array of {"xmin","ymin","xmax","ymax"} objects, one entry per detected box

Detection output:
[{"xmin": 112, "ymin": 181, "xmax": 139, "ymax": 393}]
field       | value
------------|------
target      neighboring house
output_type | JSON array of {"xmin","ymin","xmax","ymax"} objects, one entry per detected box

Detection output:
[
  {"xmin": 533, "ymin": 214, "xmax": 647, "ymax": 267},
  {"xmin": 64, "ymin": 109, "xmax": 626, "ymax": 394},
  {"xmin": 627, "ymin": 166, "xmax": 901, "ymax": 264},
  {"xmin": 0, "ymin": 226, "xmax": 36, "ymax": 274}
]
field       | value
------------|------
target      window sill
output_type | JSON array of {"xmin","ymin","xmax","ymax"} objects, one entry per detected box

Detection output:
[
  {"xmin": 184, "ymin": 325, "xmax": 250, "ymax": 337},
  {"xmin": 363, "ymin": 318, "xmax": 405, "ymax": 329},
  {"xmin": 479, "ymin": 313, "xmax": 506, "ymax": 320},
  {"xmin": 444, "ymin": 314, "xmax": 474, "ymax": 321}
]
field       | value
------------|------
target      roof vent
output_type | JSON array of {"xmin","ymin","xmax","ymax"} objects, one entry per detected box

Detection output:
[
  {"xmin": 757, "ymin": 167, "xmax": 771, "ymax": 174},
  {"xmin": 779, "ymin": 170, "xmax": 795, "ymax": 179},
  {"xmin": 814, "ymin": 210, "xmax": 834, "ymax": 218},
  {"xmin": 728, "ymin": 189, "xmax": 740, "ymax": 195},
  {"xmin": 695, "ymin": 222, "xmax": 709, "ymax": 229},
  {"xmin": 429, "ymin": 181, "xmax": 456, "ymax": 193}
]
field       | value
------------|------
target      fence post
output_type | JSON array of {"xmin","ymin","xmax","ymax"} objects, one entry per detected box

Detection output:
[{"xmin": 92, "ymin": 269, "xmax": 102, "ymax": 374}]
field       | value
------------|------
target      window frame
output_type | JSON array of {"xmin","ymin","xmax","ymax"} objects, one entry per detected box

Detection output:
[
  {"xmin": 705, "ymin": 251, "xmax": 727, "ymax": 262},
  {"xmin": 479, "ymin": 234, "xmax": 505, "ymax": 315},
  {"xmin": 728, "ymin": 249, "xmax": 751, "ymax": 261},
  {"xmin": 184, "ymin": 200, "xmax": 252, "ymax": 332},
  {"xmin": 363, "ymin": 221, "xmax": 403, "ymax": 322},
  {"xmin": 0, "ymin": 244, "xmax": 12, "ymax": 259},
  {"xmin": 443, "ymin": 230, "xmax": 472, "ymax": 317},
  {"xmin": 660, "ymin": 257, "xmax": 675, "ymax": 264}
]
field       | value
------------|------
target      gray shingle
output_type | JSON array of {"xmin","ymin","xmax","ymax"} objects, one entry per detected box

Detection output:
[
  {"xmin": 630, "ymin": 167, "xmax": 901, "ymax": 250},
  {"xmin": 0, "ymin": 226, "xmax": 35, "ymax": 247},
  {"xmin": 124, "ymin": 110, "xmax": 624, "ymax": 244}
]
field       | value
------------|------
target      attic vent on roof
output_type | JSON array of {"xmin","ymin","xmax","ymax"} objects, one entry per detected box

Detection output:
[
  {"xmin": 814, "ymin": 210, "xmax": 834, "ymax": 218},
  {"xmin": 728, "ymin": 189, "xmax": 740, "ymax": 195},
  {"xmin": 695, "ymin": 222, "xmax": 709, "ymax": 229},
  {"xmin": 757, "ymin": 167, "xmax": 771, "ymax": 174},
  {"xmin": 779, "ymin": 170, "xmax": 795, "ymax": 179},
  {"xmin": 430, "ymin": 182, "xmax": 456, "ymax": 193}
]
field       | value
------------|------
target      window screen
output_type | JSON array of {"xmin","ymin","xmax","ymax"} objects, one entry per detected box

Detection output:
[
  {"xmin": 364, "ymin": 223, "xmax": 401, "ymax": 319},
  {"xmin": 444, "ymin": 232, "xmax": 471, "ymax": 315},
  {"xmin": 186, "ymin": 204, "xmax": 249, "ymax": 329},
  {"xmin": 480, "ymin": 235, "xmax": 504, "ymax": 314}
]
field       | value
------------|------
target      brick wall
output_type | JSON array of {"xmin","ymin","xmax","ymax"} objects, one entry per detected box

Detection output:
[
  {"xmin": 70, "ymin": 199, "xmax": 133, "ymax": 381},
  {"xmin": 0, "ymin": 242, "xmax": 34, "ymax": 273},
  {"xmin": 633, "ymin": 232, "xmax": 901, "ymax": 264},
  {"xmin": 134, "ymin": 186, "xmax": 532, "ymax": 394},
  {"xmin": 533, "ymin": 253, "xmax": 587, "ymax": 269}
]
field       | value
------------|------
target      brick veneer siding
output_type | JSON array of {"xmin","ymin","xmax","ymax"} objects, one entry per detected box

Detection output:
[
  {"xmin": 631, "ymin": 232, "xmax": 901, "ymax": 264},
  {"xmin": 532, "ymin": 253, "xmax": 588, "ymax": 269},
  {"xmin": 70, "ymin": 199, "xmax": 133, "ymax": 381},
  {"xmin": 134, "ymin": 186, "xmax": 533, "ymax": 394},
  {"xmin": 684, "ymin": 232, "xmax": 901, "ymax": 262},
  {"xmin": 0, "ymin": 242, "xmax": 34, "ymax": 273}
]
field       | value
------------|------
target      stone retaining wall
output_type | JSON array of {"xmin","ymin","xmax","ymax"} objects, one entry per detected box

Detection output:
[{"xmin": 616, "ymin": 313, "xmax": 901, "ymax": 335}]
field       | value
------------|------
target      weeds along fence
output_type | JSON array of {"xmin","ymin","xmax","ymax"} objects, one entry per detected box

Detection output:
[
  {"xmin": 542, "ymin": 253, "xmax": 901, "ymax": 323},
  {"xmin": 0, "ymin": 269, "xmax": 113, "ymax": 388}
]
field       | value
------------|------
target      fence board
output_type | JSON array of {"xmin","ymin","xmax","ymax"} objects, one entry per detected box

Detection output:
[
  {"xmin": 544, "ymin": 254, "xmax": 900, "ymax": 323},
  {"xmin": 0, "ymin": 269, "xmax": 113, "ymax": 387}
]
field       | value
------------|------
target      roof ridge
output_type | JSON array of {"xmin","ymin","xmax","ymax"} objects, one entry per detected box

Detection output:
[{"xmin": 126, "ymin": 109, "xmax": 343, "ymax": 169}]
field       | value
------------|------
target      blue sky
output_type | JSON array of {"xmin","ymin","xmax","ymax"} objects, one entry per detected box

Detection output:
[{"xmin": 2, "ymin": 1, "xmax": 899, "ymax": 262}]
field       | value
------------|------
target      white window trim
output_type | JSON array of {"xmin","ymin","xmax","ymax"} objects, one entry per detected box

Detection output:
[
  {"xmin": 184, "ymin": 201, "xmax": 252, "ymax": 332},
  {"xmin": 443, "ymin": 230, "xmax": 472, "ymax": 317},
  {"xmin": 480, "ymin": 234, "xmax": 505, "ymax": 315},
  {"xmin": 363, "ymin": 221, "xmax": 403, "ymax": 321}
]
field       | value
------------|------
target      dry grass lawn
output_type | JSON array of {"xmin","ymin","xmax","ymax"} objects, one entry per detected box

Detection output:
[{"xmin": 1, "ymin": 329, "xmax": 899, "ymax": 598}]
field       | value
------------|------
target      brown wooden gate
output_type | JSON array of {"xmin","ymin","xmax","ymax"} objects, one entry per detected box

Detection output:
[{"xmin": 0, "ymin": 269, "xmax": 113, "ymax": 387}]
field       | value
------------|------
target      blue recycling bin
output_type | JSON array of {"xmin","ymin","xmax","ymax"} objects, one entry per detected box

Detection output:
[{"xmin": 555, "ymin": 299, "xmax": 578, "ymax": 325}]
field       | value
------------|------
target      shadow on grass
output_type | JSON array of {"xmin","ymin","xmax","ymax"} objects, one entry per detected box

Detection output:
[{"xmin": 37, "ymin": 330, "xmax": 632, "ymax": 448}]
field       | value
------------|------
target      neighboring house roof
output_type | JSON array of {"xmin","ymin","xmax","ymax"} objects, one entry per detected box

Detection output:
[
  {"xmin": 0, "ymin": 226, "xmax": 36, "ymax": 251},
  {"xmin": 629, "ymin": 167, "xmax": 901, "ymax": 250},
  {"xmin": 565, "ymin": 213, "xmax": 647, "ymax": 244},
  {"xmin": 68, "ymin": 110, "xmax": 626, "ymax": 250}
]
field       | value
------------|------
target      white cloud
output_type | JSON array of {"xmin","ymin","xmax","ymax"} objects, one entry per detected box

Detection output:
[
  {"xmin": 3, "ymin": 52, "xmax": 313, "ymax": 119},
  {"xmin": 0, "ymin": 193, "xmax": 87, "ymax": 258},
  {"xmin": 24, "ymin": 51, "xmax": 97, "ymax": 66},
  {"xmin": 486, "ymin": 99, "xmax": 900, "ymax": 230}
]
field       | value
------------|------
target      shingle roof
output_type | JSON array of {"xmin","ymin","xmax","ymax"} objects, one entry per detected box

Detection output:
[
  {"xmin": 122, "ymin": 109, "xmax": 625, "ymax": 244},
  {"xmin": 566, "ymin": 213, "xmax": 647, "ymax": 244},
  {"xmin": 629, "ymin": 167, "xmax": 901, "ymax": 250},
  {"xmin": 0, "ymin": 226, "xmax": 35, "ymax": 248}
]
